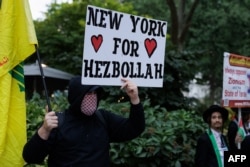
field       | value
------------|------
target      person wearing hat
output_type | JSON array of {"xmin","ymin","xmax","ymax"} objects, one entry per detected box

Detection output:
[
  {"xmin": 194, "ymin": 104, "xmax": 229, "ymax": 167},
  {"xmin": 22, "ymin": 76, "xmax": 145, "ymax": 166}
]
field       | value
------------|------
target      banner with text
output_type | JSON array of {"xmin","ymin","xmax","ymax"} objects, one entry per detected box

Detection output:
[
  {"xmin": 222, "ymin": 52, "xmax": 250, "ymax": 107},
  {"xmin": 82, "ymin": 5, "xmax": 167, "ymax": 87}
]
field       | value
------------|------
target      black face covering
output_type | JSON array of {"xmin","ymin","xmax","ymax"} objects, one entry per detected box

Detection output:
[
  {"xmin": 67, "ymin": 76, "xmax": 101, "ymax": 117},
  {"xmin": 80, "ymin": 92, "xmax": 97, "ymax": 116}
]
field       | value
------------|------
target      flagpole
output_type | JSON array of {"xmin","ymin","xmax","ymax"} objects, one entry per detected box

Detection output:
[
  {"xmin": 237, "ymin": 107, "xmax": 242, "ymax": 149},
  {"xmin": 35, "ymin": 44, "xmax": 52, "ymax": 111}
]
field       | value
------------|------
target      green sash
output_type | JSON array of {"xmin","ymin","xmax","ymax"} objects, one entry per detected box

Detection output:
[{"xmin": 206, "ymin": 129, "xmax": 223, "ymax": 167}]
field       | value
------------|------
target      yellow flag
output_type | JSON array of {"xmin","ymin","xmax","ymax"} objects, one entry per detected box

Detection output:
[
  {"xmin": 0, "ymin": 0, "xmax": 37, "ymax": 76},
  {"xmin": 0, "ymin": 0, "xmax": 37, "ymax": 166}
]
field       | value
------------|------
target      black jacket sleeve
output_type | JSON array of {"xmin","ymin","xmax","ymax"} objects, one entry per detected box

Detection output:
[
  {"xmin": 22, "ymin": 131, "xmax": 50, "ymax": 164},
  {"xmin": 227, "ymin": 121, "xmax": 238, "ymax": 151},
  {"xmin": 241, "ymin": 135, "xmax": 250, "ymax": 151},
  {"xmin": 195, "ymin": 134, "xmax": 210, "ymax": 167},
  {"xmin": 194, "ymin": 133, "xmax": 219, "ymax": 167},
  {"xmin": 103, "ymin": 102, "xmax": 145, "ymax": 142}
]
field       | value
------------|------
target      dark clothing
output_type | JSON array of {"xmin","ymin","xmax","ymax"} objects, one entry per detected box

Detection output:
[
  {"xmin": 241, "ymin": 135, "xmax": 250, "ymax": 152},
  {"xmin": 194, "ymin": 132, "xmax": 228, "ymax": 167},
  {"xmin": 227, "ymin": 120, "xmax": 239, "ymax": 151},
  {"xmin": 23, "ymin": 104, "xmax": 144, "ymax": 167},
  {"xmin": 227, "ymin": 119, "xmax": 250, "ymax": 151},
  {"xmin": 22, "ymin": 77, "xmax": 145, "ymax": 167}
]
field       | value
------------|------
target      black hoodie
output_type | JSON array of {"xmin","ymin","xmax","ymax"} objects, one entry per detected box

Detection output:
[
  {"xmin": 23, "ymin": 76, "xmax": 145, "ymax": 167},
  {"xmin": 67, "ymin": 76, "xmax": 102, "ymax": 117}
]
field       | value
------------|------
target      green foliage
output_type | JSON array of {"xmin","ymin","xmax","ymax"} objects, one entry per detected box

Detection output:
[
  {"xmin": 100, "ymin": 99, "xmax": 207, "ymax": 167},
  {"xmin": 123, "ymin": 0, "xmax": 169, "ymax": 21},
  {"xmin": 26, "ymin": 91, "xmax": 207, "ymax": 167},
  {"xmin": 50, "ymin": 90, "xmax": 69, "ymax": 111},
  {"xmin": 26, "ymin": 93, "xmax": 46, "ymax": 139},
  {"xmin": 186, "ymin": 0, "xmax": 250, "ymax": 103},
  {"xmin": 27, "ymin": 0, "xmax": 136, "ymax": 75}
]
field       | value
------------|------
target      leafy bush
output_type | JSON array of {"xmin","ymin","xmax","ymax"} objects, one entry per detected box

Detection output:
[
  {"xmin": 99, "ymin": 99, "xmax": 207, "ymax": 167},
  {"xmin": 26, "ymin": 93, "xmax": 46, "ymax": 140},
  {"xmin": 25, "ymin": 92, "xmax": 207, "ymax": 167}
]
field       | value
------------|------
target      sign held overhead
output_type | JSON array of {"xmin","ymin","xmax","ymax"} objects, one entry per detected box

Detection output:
[{"xmin": 82, "ymin": 5, "xmax": 168, "ymax": 87}]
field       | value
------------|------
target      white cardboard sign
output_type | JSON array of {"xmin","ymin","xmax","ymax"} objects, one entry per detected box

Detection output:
[
  {"xmin": 222, "ymin": 52, "xmax": 250, "ymax": 107},
  {"xmin": 82, "ymin": 5, "xmax": 167, "ymax": 87}
]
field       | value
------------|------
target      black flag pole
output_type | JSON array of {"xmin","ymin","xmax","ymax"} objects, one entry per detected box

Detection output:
[{"xmin": 35, "ymin": 44, "xmax": 52, "ymax": 111}]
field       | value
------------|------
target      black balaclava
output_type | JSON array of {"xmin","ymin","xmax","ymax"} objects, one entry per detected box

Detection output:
[
  {"xmin": 80, "ymin": 92, "xmax": 97, "ymax": 116},
  {"xmin": 67, "ymin": 76, "xmax": 102, "ymax": 117}
]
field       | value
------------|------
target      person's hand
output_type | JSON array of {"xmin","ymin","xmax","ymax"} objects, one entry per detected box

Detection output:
[
  {"xmin": 235, "ymin": 133, "xmax": 243, "ymax": 143},
  {"xmin": 38, "ymin": 106, "xmax": 58, "ymax": 140},
  {"xmin": 120, "ymin": 78, "xmax": 140, "ymax": 105}
]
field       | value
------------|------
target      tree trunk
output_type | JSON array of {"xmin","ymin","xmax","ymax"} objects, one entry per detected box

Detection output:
[{"xmin": 166, "ymin": 0, "xmax": 200, "ymax": 52}]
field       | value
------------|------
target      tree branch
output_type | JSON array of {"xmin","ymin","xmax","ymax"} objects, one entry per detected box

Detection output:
[
  {"xmin": 166, "ymin": 0, "xmax": 200, "ymax": 51},
  {"xmin": 166, "ymin": 0, "xmax": 178, "ymax": 45},
  {"xmin": 179, "ymin": 0, "xmax": 200, "ymax": 44}
]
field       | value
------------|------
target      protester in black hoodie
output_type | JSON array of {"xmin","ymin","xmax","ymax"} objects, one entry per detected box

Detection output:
[{"xmin": 22, "ymin": 76, "xmax": 145, "ymax": 167}]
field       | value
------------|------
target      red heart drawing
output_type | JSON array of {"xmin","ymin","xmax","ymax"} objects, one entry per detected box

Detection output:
[
  {"xmin": 144, "ymin": 38, "xmax": 157, "ymax": 58},
  {"xmin": 91, "ymin": 35, "xmax": 103, "ymax": 52}
]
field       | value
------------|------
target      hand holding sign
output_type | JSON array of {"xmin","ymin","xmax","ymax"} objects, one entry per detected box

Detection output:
[{"xmin": 120, "ymin": 78, "xmax": 140, "ymax": 104}]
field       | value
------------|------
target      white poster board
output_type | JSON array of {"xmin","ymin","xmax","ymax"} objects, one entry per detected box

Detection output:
[
  {"xmin": 82, "ymin": 5, "xmax": 167, "ymax": 87},
  {"xmin": 222, "ymin": 52, "xmax": 250, "ymax": 107}
]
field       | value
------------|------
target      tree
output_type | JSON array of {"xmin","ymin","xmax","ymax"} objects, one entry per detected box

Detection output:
[
  {"xmin": 28, "ymin": 0, "xmax": 250, "ymax": 111},
  {"xmin": 29, "ymin": 0, "xmax": 203, "ymax": 110},
  {"xmin": 28, "ymin": 0, "xmax": 136, "ymax": 75},
  {"xmin": 124, "ymin": 0, "xmax": 201, "ymax": 110},
  {"xmin": 187, "ymin": 0, "xmax": 250, "ymax": 104},
  {"xmin": 166, "ymin": 0, "xmax": 200, "ymax": 52}
]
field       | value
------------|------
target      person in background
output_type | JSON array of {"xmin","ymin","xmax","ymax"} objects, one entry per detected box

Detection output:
[
  {"xmin": 195, "ymin": 104, "xmax": 229, "ymax": 167},
  {"xmin": 22, "ymin": 76, "xmax": 145, "ymax": 167},
  {"xmin": 227, "ymin": 108, "xmax": 250, "ymax": 151}
]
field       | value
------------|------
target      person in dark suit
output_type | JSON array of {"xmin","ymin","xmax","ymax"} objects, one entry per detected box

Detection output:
[{"xmin": 194, "ymin": 105, "xmax": 229, "ymax": 167}]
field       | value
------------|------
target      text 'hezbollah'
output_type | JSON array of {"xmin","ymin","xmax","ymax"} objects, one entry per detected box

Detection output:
[{"xmin": 83, "ymin": 6, "xmax": 167, "ymax": 80}]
